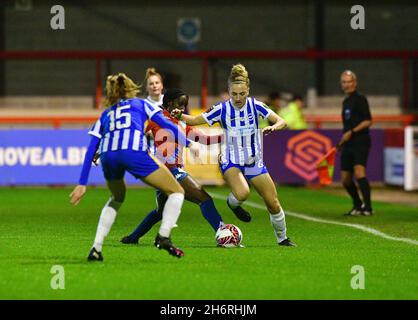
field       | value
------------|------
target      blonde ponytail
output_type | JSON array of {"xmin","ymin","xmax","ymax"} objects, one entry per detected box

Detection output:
[
  {"xmin": 103, "ymin": 73, "xmax": 141, "ymax": 107},
  {"xmin": 228, "ymin": 63, "xmax": 250, "ymax": 87}
]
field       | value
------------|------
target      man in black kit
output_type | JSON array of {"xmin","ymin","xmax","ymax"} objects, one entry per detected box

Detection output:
[{"xmin": 337, "ymin": 70, "xmax": 373, "ymax": 216}]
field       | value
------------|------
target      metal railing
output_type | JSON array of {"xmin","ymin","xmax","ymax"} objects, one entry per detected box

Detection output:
[{"xmin": 1, "ymin": 49, "xmax": 417, "ymax": 110}]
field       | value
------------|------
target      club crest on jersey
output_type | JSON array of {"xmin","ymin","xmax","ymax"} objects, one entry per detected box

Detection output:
[{"xmin": 344, "ymin": 108, "xmax": 351, "ymax": 120}]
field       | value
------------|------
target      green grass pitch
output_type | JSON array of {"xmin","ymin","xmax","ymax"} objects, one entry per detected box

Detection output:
[{"xmin": 0, "ymin": 186, "xmax": 417, "ymax": 300}]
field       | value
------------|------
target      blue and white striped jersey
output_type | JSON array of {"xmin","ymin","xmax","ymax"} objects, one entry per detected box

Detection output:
[
  {"xmin": 202, "ymin": 97, "xmax": 272, "ymax": 165},
  {"xmin": 145, "ymin": 95, "xmax": 163, "ymax": 109},
  {"xmin": 144, "ymin": 95, "xmax": 163, "ymax": 154},
  {"xmin": 89, "ymin": 98, "xmax": 160, "ymax": 153}
]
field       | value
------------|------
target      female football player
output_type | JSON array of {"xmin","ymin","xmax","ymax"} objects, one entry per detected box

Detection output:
[
  {"xmin": 69, "ymin": 73, "xmax": 199, "ymax": 261},
  {"xmin": 121, "ymin": 88, "xmax": 224, "ymax": 245},
  {"xmin": 173, "ymin": 64, "xmax": 296, "ymax": 247},
  {"xmin": 144, "ymin": 67, "xmax": 164, "ymax": 108},
  {"xmin": 143, "ymin": 68, "xmax": 164, "ymax": 154}
]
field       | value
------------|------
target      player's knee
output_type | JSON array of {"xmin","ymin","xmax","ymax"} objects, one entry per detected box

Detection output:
[
  {"xmin": 267, "ymin": 198, "xmax": 281, "ymax": 214},
  {"xmin": 177, "ymin": 186, "xmax": 185, "ymax": 195},
  {"xmin": 110, "ymin": 189, "xmax": 125, "ymax": 203},
  {"xmin": 167, "ymin": 185, "xmax": 185, "ymax": 195},
  {"xmin": 112, "ymin": 193, "xmax": 125, "ymax": 203},
  {"xmin": 197, "ymin": 191, "xmax": 211, "ymax": 203},
  {"xmin": 187, "ymin": 188, "xmax": 211, "ymax": 205},
  {"xmin": 235, "ymin": 189, "xmax": 250, "ymax": 202},
  {"xmin": 196, "ymin": 185, "xmax": 211, "ymax": 201}
]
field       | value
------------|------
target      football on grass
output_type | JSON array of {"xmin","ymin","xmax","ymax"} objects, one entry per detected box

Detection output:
[{"xmin": 215, "ymin": 224, "xmax": 243, "ymax": 247}]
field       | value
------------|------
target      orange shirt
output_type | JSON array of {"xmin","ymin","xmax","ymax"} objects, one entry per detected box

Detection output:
[{"xmin": 147, "ymin": 110, "xmax": 221, "ymax": 169}]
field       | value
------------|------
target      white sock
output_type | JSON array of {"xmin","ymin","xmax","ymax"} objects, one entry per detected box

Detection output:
[
  {"xmin": 93, "ymin": 198, "xmax": 119, "ymax": 252},
  {"xmin": 159, "ymin": 193, "xmax": 184, "ymax": 238},
  {"xmin": 270, "ymin": 209, "xmax": 287, "ymax": 243},
  {"xmin": 227, "ymin": 192, "xmax": 242, "ymax": 209}
]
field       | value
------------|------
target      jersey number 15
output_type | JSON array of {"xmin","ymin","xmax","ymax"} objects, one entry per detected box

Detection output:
[{"xmin": 107, "ymin": 105, "xmax": 131, "ymax": 131}]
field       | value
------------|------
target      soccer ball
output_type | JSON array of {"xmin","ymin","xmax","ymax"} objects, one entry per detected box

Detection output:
[{"xmin": 215, "ymin": 224, "xmax": 243, "ymax": 248}]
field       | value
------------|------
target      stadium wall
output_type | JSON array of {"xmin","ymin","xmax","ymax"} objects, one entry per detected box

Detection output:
[{"xmin": 3, "ymin": 1, "xmax": 417, "ymax": 99}]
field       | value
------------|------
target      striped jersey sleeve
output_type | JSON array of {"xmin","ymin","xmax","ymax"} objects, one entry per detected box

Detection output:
[
  {"xmin": 254, "ymin": 99, "xmax": 272, "ymax": 120},
  {"xmin": 202, "ymin": 103, "xmax": 222, "ymax": 126},
  {"xmin": 144, "ymin": 100, "xmax": 162, "ymax": 119},
  {"xmin": 88, "ymin": 119, "xmax": 102, "ymax": 139}
]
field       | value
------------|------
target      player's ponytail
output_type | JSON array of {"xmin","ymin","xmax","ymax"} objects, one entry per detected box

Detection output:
[
  {"xmin": 228, "ymin": 64, "xmax": 250, "ymax": 87},
  {"xmin": 103, "ymin": 73, "xmax": 141, "ymax": 107},
  {"xmin": 117, "ymin": 75, "xmax": 125, "ymax": 99}
]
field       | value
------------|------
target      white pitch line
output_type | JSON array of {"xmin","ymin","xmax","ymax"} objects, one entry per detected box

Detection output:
[{"xmin": 210, "ymin": 193, "xmax": 418, "ymax": 246}]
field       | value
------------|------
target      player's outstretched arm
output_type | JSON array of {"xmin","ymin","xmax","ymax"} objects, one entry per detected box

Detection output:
[
  {"xmin": 69, "ymin": 135, "xmax": 100, "ymax": 205},
  {"xmin": 151, "ymin": 111, "xmax": 191, "ymax": 146},
  {"xmin": 171, "ymin": 109, "xmax": 207, "ymax": 126},
  {"xmin": 190, "ymin": 127, "xmax": 223, "ymax": 145},
  {"xmin": 263, "ymin": 112, "xmax": 287, "ymax": 135},
  {"xmin": 70, "ymin": 185, "xmax": 86, "ymax": 206},
  {"xmin": 150, "ymin": 111, "xmax": 200, "ymax": 157},
  {"xmin": 182, "ymin": 114, "xmax": 207, "ymax": 126}
]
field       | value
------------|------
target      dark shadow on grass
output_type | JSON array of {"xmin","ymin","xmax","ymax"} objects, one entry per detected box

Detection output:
[
  {"xmin": 107, "ymin": 242, "xmax": 226, "ymax": 249},
  {"xmin": 105, "ymin": 243, "xmax": 149, "ymax": 248}
]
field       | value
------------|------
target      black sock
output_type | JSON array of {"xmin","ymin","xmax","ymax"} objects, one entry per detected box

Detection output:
[
  {"xmin": 357, "ymin": 177, "xmax": 371, "ymax": 209},
  {"xmin": 344, "ymin": 182, "xmax": 363, "ymax": 208}
]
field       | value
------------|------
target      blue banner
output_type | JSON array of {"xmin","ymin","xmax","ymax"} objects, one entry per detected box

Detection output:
[{"xmin": 0, "ymin": 129, "xmax": 141, "ymax": 186}]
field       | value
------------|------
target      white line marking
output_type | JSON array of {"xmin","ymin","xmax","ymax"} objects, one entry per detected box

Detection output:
[{"xmin": 210, "ymin": 193, "xmax": 418, "ymax": 246}]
